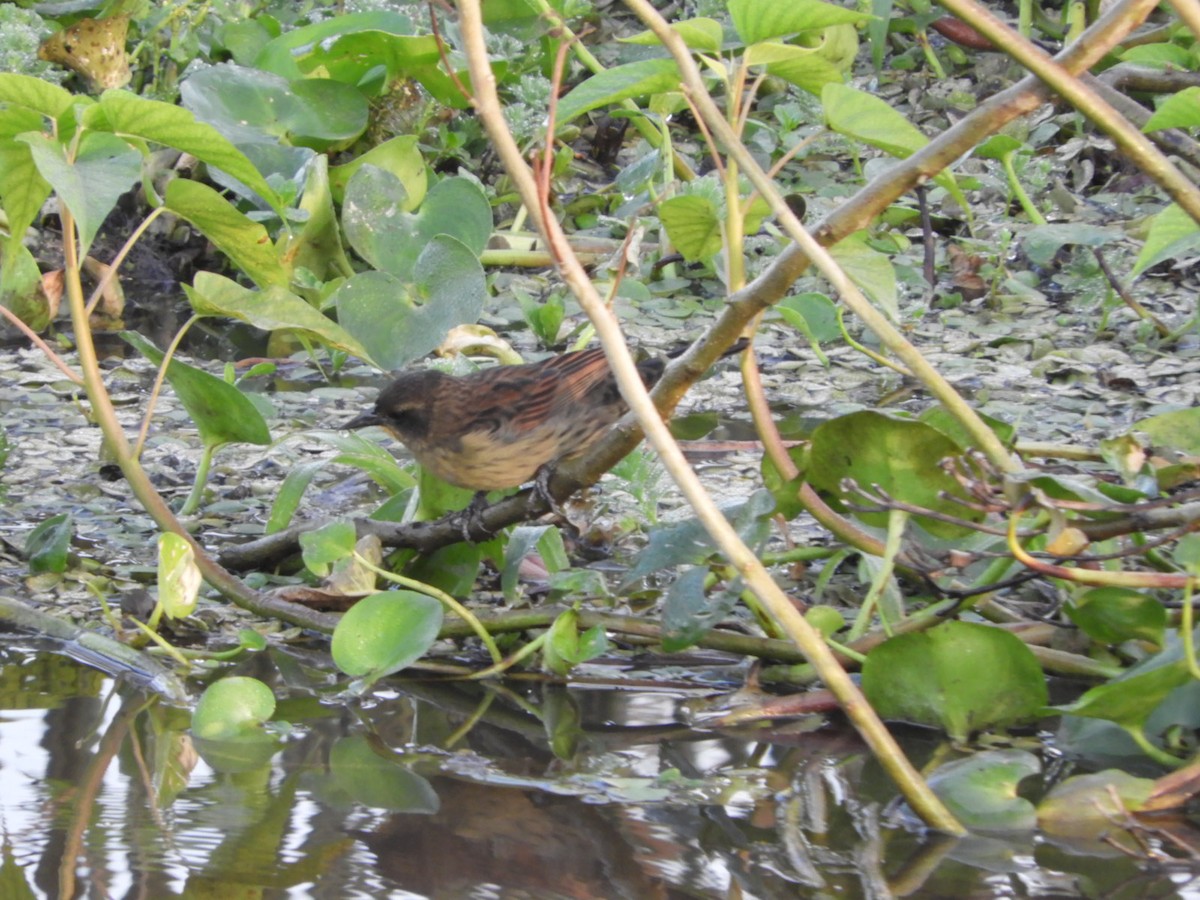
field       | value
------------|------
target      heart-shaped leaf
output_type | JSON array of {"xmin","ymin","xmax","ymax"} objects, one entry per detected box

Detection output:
[
  {"xmin": 333, "ymin": 235, "xmax": 486, "ymax": 370},
  {"xmin": 331, "ymin": 591, "xmax": 444, "ymax": 683}
]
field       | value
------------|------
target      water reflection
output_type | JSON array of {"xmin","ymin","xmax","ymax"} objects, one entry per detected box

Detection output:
[{"xmin": 0, "ymin": 640, "xmax": 1196, "ymax": 898}]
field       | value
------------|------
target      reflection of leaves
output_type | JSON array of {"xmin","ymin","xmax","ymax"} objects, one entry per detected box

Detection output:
[{"xmin": 926, "ymin": 749, "xmax": 1040, "ymax": 831}]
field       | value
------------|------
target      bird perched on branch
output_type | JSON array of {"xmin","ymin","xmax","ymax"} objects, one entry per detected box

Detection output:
[{"xmin": 345, "ymin": 341, "xmax": 746, "ymax": 499}]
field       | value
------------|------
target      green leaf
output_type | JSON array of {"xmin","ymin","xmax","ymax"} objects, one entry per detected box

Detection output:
[
  {"xmin": 253, "ymin": 11, "xmax": 423, "ymax": 81},
  {"xmin": 90, "ymin": 88, "xmax": 282, "ymax": 212},
  {"xmin": 662, "ymin": 566, "xmax": 742, "ymax": 651},
  {"xmin": 122, "ymin": 331, "xmax": 271, "ymax": 449},
  {"xmin": 822, "ymin": 83, "xmax": 961, "ymax": 200},
  {"xmin": 807, "ymin": 410, "xmax": 978, "ymax": 538},
  {"xmin": 342, "ymin": 172, "xmax": 491, "ymax": 282},
  {"xmin": 405, "ymin": 542, "xmax": 483, "ymax": 597},
  {"xmin": 0, "ymin": 73, "xmax": 77, "ymax": 119},
  {"xmin": 1144, "ymin": 86, "xmax": 1200, "ymax": 132},
  {"xmin": 192, "ymin": 676, "xmax": 276, "ymax": 740},
  {"xmin": 184, "ymin": 272, "xmax": 376, "ymax": 364},
  {"xmin": 329, "ymin": 134, "xmax": 426, "ymax": 208},
  {"xmin": 623, "ymin": 490, "xmax": 775, "ymax": 583},
  {"xmin": 658, "ymin": 194, "xmax": 721, "ymax": 261},
  {"xmin": 1022, "ymin": 223, "xmax": 1118, "ymax": 268},
  {"xmin": 0, "ymin": 107, "xmax": 52, "ymax": 239},
  {"xmin": 926, "ymin": 750, "xmax": 1040, "ymax": 831},
  {"xmin": 862, "ymin": 621, "xmax": 1048, "ymax": 741},
  {"xmin": 274, "ymin": 154, "xmax": 355, "ymax": 284},
  {"xmin": 334, "ymin": 235, "xmax": 487, "ymax": 371},
  {"xmin": 729, "ymin": 0, "xmax": 869, "ymax": 44},
  {"xmin": 745, "ymin": 41, "xmax": 847, "ymax": 95},
  {"xmin": 1133, "ymin": 406, "xmax": 1200, "ymax": 456},
  {"xmin": 622, "ymin": 17, "xmax": 724, "ymax": 53},
  {"xmin": 299, "ymin": 520, "xmax": 357, "ymax": 578},
  {"xmin": 544, "ymin": 608, "xmax": 608, "ymax": 675},
  {"xmin": 164, "ymin": 179, "xmax": 289, "ymax": 289},
  {"xmin": 776, "ymin": 292, "xmax": 841, "ymax": 343},
  {"xmin": 157, "ymin": 532, "xmax": 200, "ymax": 619},
  {"xmin": 556, "ymin": 58, "xmax": 682, "ymax": 125},
  {"xmin": 830, "ymin": 232, "xmax": 897, "ymax": 319},
  {"xmin": 19, "ymin": 131, "xmax": 140, "ymax": 261},
  {"xmin": 1055, "ymin": 655, "xmax": 1192, "ymax": 733},
  {"xmin": 331, "ymin": 591, "xmax": 444, "ymax": 682},
  {"xmin": 1038, "ymin": 771, "xmax": 1155, "ymax": 840},
  {"xmin": 919, "ymin": 406, "xmax": 1016, "ymax": 452},
  {"xmin": 1132, "ymin": 204, "xmax": 1200, "ymax": 276},
  {"xmin": 25, "ymin": 513, "xmax": 73, "ymax": 574},
  {"xmin": 329, "ymin": 735, "xmax": 440, "ymax": 812},
  {"xmin": 1066, "ymin": 587, "xmax": 1166, "ymax": 647},
  {"xmin": 267, "ymin": 461, "xmax": 327, "ymax": 534},
  {"xmin": 179, "ymin": 63, "xmax": 367, "ymax": 152}
]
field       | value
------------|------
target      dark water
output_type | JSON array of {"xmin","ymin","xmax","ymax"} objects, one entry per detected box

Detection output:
[{"xmin": 1, "ymin": 640, "xmax": 1197, "ymax": 899}]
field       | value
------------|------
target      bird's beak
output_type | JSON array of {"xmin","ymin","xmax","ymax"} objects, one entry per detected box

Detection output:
[{"xmin": 344, "ymin": 411, "xmax": 383, "ymax": 431}]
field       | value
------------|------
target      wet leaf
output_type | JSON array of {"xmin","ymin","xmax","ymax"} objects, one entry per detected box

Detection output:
[
  {"xmin": 192, "ymin": 676, "xmax": 276, "ymax": 740},
  {"xmin": 926, "ymin": 749, "xmax": 1041, "ymax": 831},
  {"xmin": 25, "ymin": 513, "xmax": 72, "ymax": 575},
  {"xmin": 861, "ymin": 621, "xmax": 1047, "ymax": 741},
  {"xmin": 1038, "ymin": 770, "xmax": 1154, "ymax": 839},
  {"xmin": 157, "ymin": 533, "xmax": 200, "ymax": 620},
  {"xmin": 331, "ymin": 591, "xmax": 444, "ymax": 682},
  {"xmin": 329, "ymin": 134, "xmax": 426, "ymax": 208}
]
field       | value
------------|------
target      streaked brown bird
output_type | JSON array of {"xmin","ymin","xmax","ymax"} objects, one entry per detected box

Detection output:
[{"xmin": 345, "ymin": 342, "xmax": 744, "ymax": 495}]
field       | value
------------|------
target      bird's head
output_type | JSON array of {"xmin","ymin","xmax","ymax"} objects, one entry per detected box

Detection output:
[{"xmin": 344, "ymin": 370, "xmax": 443, "ymax": 442}]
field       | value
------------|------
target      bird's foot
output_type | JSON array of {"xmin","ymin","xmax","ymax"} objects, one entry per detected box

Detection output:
[
  {"xmin": 453, "ymin": 491, "xmax": 492, "ymax": 543},
  {"xmin": 530, "ymin": 464, "xmax": 570, "ymax": 520}
]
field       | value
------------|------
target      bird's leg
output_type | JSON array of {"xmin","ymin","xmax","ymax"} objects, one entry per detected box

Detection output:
[
  {"xmin": 453, "ymin": 491, "xmax": 492, "ymax": 543},
  {"xmin": 530, "ymin": 464, "xmax": 570, "ymax": 519}
]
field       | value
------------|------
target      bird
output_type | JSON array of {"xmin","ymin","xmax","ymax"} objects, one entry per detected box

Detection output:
[{"xmin": 344, "ymin": 341, "xmax": 745, "ymax": 504}]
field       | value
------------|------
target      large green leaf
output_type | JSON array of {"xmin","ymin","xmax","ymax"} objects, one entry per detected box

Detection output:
[
  {"xmin": 659, "ymin": 194, "xmax": 721, "ymax": 261},
  {"xmin": 556, "ymin": 59, "xmax": 681, "ymax": 125},
  {"xmin": 272, "ymin": 154, "xmax": 355, "ymax": 284},
  {"xmin": 807, "ymin": 410, "xmax": 978, "ymax": 538},
  {"xmin": 253, "ymin": 10, "xmax": 419, "ymax": 80},
  {"xmin": 822, "ymin": 83, "xmax": 961, "ymax": 200},
  {"xmin": 729, "ymin": 0, "xmax": 869, "ymax": 44},
  {"xmin": 0, "ymin": 106, "xmax": 51, "ymax": 239},
  {"xmin": 343, "ymin": 171, "xmax": 491, "ymax": 282},
  {"xmin": 184, "ymin": 272, "xmax": 375, "ymax": 364},
  {"xmin": 329, "ymin": 736, "xmax": 440, "ymax": 813},
  {"xmin": 164, "ymin": 179, "xmax": 289, "ymax": 288},
  {"xmin": 122, "ymin": 331, "xmax": 271, "ymax": 449},
  {"xmin": 744, "ymin": 41, "xmax": 848, "ymax": 94},
  {"xmin": 19, "ymin": 131, "xmax": 140, "ymax": 261},
  {"xmin": 862, "ymin": 621, "xmax": 1048, "ymax": 741},
  {"xmin": 331, "ymin": 591, "xmax": 444, "ymax": 682},
  {"xmin": 179, "ymin": 63, "xmax": 367, "ymax": 151},
  {"xmin": 1134, "ymin": 406, "xmax": 1200, "ymax": 455},
  {"xmin": 1144, "ymin": 86, "xmax": 1200, "ymax": 132},
  {"xmin": 192, "ymin": 676, "xmax": 276, "ymax": 740},
  {"xmin": 334, "ymin": 235, "xmax": 487, "ymax": 370},
  {"xmin": 1132, "ymin": 204, "xmax": 1200, "ymax": 276},
  {"xmin": 91, "ymin": 89, "xmax": 282, "ymax": 209},
  {"xmin": 622, "ymin": 18, "xmax": 725, "ymax": 53},
  {"xmin": 0, "ymin": 73, "xmax": 77, "ymax": 120},
  {"xmin": 329, "ymin": 134, "xmax": 426, "ymax": 208},
  {"xmin": 1065, "ymin": 587, "xmax": 1166, "ymax": 647}
]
